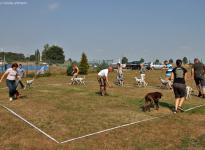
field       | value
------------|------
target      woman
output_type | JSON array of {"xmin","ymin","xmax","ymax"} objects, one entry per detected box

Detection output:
[
  {"xmin": 171, "ymin": 59, "xmax": 187, "ymax": 113},
  {"xmin": 0, "ymin": 63, "xmax": 20, "ymax": 101}
]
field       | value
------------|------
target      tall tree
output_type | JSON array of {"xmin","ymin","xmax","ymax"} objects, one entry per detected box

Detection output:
[
  {"xmin": 35, "ymin": 49, "xmax": 40, "ymax": 64},
  {"xmin": 79, "ymin": 52, "xmax": 89, "ymax": 74},
  {"xmin": 42, "ymin": 44, "xmax": 49, "ymax": 62},
  {"xmin": 122, "ymin": 57, "xmax": 128, "ymax": 64},
  {"xmin": 182, "ymin": 57, "xmax": 188, "ymax": 64},
  {"xmin": 45, "ymin": 45, "xmax": 65, "ymax": 64}
]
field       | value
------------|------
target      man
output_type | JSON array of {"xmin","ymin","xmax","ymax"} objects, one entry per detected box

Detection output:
[
  {"xmin": 191, "ymin": 58, "xmax": 205, "ymax": 98},
  {"xmin": 116, "ymin": 63, "xmax": 124, "ymax": 86},
  {"xmin": 97, "ymin": 66, "xmax": 113, "ymax": 96},
  {"xmin": 163, "ymin": 60, "xmax": 173, "ymax": 80},
  {"xmin": 16, "ymin": 64, "xmax": 25, "ymax": 89}
]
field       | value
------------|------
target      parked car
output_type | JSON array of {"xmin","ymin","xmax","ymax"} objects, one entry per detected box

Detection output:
[
  {"xmin": 150, "ymin": 62, "xmax": 165, "ymax": 70},
  {"xmin": 126, "ymin": 61, "xmax": 141, "ymax": 70}
]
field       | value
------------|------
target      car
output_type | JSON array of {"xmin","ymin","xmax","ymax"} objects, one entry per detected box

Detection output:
[{"xmin": 150, "ymin": 62, "xmax": 165, "ymax": 70}]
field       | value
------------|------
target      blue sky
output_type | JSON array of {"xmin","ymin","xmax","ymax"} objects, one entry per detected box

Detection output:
[{"xmin": 0, "ymin": 0, "xmax": 205, "ymax": 62}]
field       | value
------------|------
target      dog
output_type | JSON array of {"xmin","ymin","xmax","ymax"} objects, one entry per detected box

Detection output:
[
  {"xmin": 142, "ymin": 92, "xmax": 163, "ymax": 112},
  {"xmin": 25, "ymin": 78, "xmax": 34, "ymax": 89},
  {"xmin": 134, "ymin": 77, "xmax": 148, "ymax": 87},
  {"xmin": 186, "ymin": 86, "xmax": 193, "ymax": 100},
  {"xmin": 160, "ymin": 77, "xmax": 172, "ymax": 89},
  {"xmin": 71, "ymin": 76, "xmax": 85, "ymax": 85}
]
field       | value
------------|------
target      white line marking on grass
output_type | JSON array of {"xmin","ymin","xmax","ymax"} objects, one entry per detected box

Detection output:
[
  {"xmin": 0, "ymin": 103, "xmax": 60, "ymax": 144},
  {"xmin": 184, "ymin": 104, "xmax": 205, "ymax": 112},
  {"xmin": 60, "ymin": 115, "xmax": 167, "ymax": 144},
  {"xmin": 0, "ymin": 102, "xmax": 205, "ymax": 144}
]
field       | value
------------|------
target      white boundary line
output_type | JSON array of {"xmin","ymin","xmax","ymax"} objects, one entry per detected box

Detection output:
[
  {"xmin": 0, "ymin": 103, "xmax": 60, "ymax": 144},
  {"xmin": 184, "ymin": 103, "xmax": 205, "ymax": 112},
  {"xmin": 60, "ymin": 115, "xmax": 166, "ymax": 144},
  {"xmin": 0, "ymin": 102, "xmax": 205, "ymax": 144}
]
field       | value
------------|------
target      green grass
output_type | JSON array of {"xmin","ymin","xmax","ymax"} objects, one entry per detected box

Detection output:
[{"xmin": 0, "ymin": 70, "xmax": 205, "ymax": 149}]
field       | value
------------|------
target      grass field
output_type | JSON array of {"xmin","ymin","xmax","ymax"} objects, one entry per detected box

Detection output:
[{"xmin": 0, "ymin": 69, "xmax": 205, "ymax": 150}]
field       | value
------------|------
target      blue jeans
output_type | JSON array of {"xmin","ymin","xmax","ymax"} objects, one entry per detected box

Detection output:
[{"xmin": 6, "ymin": 79, "xmax": 17, "ymax": 97}]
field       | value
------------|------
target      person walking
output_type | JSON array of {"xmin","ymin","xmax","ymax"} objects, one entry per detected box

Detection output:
[
  {"xmin": 16, "ymin": 64, "xmax": 25, "ymax": 89},
  {"xmin": 97, "ymin": 66, "xmax": 113, "ymax": 96},
  {"xmin": 171, "ymin": 59, "xmax": 187, "ymax": 113},
  {"xmin": 191, "ymin": 58, "xmax": 205, "ymax": 98},
  {"xmin": 0, "ymin": 63, "xmax": 20, "ymax": 101}
]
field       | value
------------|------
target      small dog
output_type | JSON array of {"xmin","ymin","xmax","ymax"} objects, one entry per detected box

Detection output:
[
  {"xmin": 71, "ymin": 76, "xmax": 85, "ymax": 85},
  {"xmin": 134, "ymin": 77, "xmax": 148, "ymax": 87},
  {"xmin": 142, "ymin": 92, "xmax": 163, "ymax": 112},
  {"xmin": 25, "ymin": 78, "xmax": 34, "ymax": 89},
  {"xmin": 186, "ymin": 86, "xmax": 193, "ymax": 100},
  {"xmin": 160, "ymin": 77, "xmax": 172, "ymax": 89}
]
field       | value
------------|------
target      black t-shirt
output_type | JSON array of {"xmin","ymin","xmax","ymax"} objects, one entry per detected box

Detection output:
[
  {"xmin": 172, "ymin": 67, "xmax": 187, "ymax": 84},
  {"xmin": 192, "ymin": 63, "xmax": 205, "ymax": 78}
]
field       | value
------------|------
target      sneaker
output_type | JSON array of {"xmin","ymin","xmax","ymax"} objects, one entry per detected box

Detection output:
[
  {"xmin": 178, "ymin": 106, "xmax": 184, "ymax": 112},
  {"xmin": 202, "ymin": 94, "xmax": 205, "ymax": 99},
  {"xmin": 9, "ymin": 97, "xmax": 13, "ymax": 101},
  {"xmin": 173, "ymin": 110, "xmax": 177, "ymax": 114}
]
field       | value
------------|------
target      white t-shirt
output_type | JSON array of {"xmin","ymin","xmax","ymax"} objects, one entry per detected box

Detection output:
[
  {"xmin": 5, "ymin": 68, "xmax": 17, "ymax": 80},
  {"xmin": 98, "ymin": 69, "xmax": 109, "ymax": 77}
]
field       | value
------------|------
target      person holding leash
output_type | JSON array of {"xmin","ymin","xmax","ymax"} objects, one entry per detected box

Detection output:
[
  {"xmin": 171, "ymin": 59, "xmax": 187, "ymax": 113},
  {"xmin": 0, "ymin": 63, "xmax": 20, "ymax": 101},
  {"xmin": 97, "ymin": 66, "xmax": 113, "ymax": 96}
]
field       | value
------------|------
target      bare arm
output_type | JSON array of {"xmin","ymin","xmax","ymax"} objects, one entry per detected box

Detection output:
[
  {"xmin": 0, "ymin": 72, "xmax": 8, "ymax": 83},
  {"xmin": 170, "ymin": 72, "xmax": 174, "ymax": 81},
  {"xmin": 191, "ymin": 68, "xmax": 194, "ymax": 78}
]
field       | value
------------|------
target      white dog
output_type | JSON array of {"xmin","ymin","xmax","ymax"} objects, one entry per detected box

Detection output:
[
  {"xmin": 71, "ymin": 76, "xmax": 85, "ymax": 85},
  {"xmin": 25, "ymin": 78, "xmax": 34, "ymax": 89},
  {"xmin": 134, "ymin": 76, "xmax": 148, "ymax": 87},
  {"xmin": 186, "ymin": 86, "xmax": 193, "ymax": 100},
  {"xmin": 160, "ymin": 77, "xmax": 172, "ymax": 89}
]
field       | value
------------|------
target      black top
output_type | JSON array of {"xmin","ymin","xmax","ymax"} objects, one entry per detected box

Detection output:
[
  {"xmin": 192, "ymin": 63, "xmax": 205, "ymax": 77},
  {"xmin": 172, "ymin": 67, "xmax": 187, "ymax": 84}
]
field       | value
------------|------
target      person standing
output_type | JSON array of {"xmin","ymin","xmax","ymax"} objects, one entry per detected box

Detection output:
[
  {"xmin": 139, "ymin": 63, "xmax": 146, "ymax": 81},
  {"xmin": 72, "ymin": 64, "xmax": 79, "ymax": 78},
  {"xmin": 0, "ymin": 63, "xmax": 20, "ymax": 101},
  {"xmin": 116, "ymin": 63, "xmax": 123, "ymax": 86},
  {"xmin": 171, "ymin": 59, "xmax": 188, "ymax": 113},
  {"xmin": 163, "ymin": 60, "xmax": 173, "ymax": 80},
  {"xmin": 191, "ymin": 58, "xmax": 205, "ymax": 98},
  {"xmin": 16, "ymin": 64, "xmax": 25, "ymax": 89},
  {"xmin": 97, "ymin": 66, "xmax": 113, "ymax": 96}
]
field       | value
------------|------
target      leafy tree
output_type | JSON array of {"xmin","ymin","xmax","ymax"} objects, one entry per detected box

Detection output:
[
  {"xmin": 139, "ymin": 58, "xmax": 145, "ymax": 63},
  {"xmin": 96, "ymin": 61, "xmax": 109, "ymax": 72},
  {"xmin": 79, "ymin": 52, "xmax": 89, "ymax": 74},
  {"xmin": 35, "ymin": 49, "xmax": 40, "ymax": 64},
  {"xmin": 29, "ymin": 55, "xmax": 35, "ymax": 61},
  {"xmin": 182, "ymin": 57, "xmax": 188, "ymax": 64},
  {"xmin": 45, "ymin": 45, "xmax": 65, "ymax": 64},
  {"xmin": 66, "ymin": 64, "xmax": 73, "ymax": 76},
  {"xmin": 0, "ymin": 52, "xmax": 25, "ymax": 62},
  {"xmin": 122, "ymin": 57, "xmax": 128, "ymax": 64},
  {"xmin": 169, "ymin": 58, "xmax": 174, "ymax": 64},
  {"xmin": 42, "ymin": 44, "xmax": 49, "ymax": 62},
  {"xmin": 154, "ymin": 59, "xmax": 160, "ymax": 64}
]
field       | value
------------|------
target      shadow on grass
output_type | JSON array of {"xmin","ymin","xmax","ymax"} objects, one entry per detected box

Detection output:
[{"xmin": 159, "ymin": 101, "xmax": 174, "ymax": 111}]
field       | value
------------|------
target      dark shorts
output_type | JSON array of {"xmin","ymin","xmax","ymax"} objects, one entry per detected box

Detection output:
[
  {"xmin": 194, "ymin": 77, "xmax": 205, "ymax": 87},
  {"xmin": 173, "ymin": 83, "xmax": 186, "ymax": 98}
]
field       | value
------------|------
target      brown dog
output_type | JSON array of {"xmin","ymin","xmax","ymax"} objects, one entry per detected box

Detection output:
[{"xmin": 142, "ymin": 92, "xmax": 163, "ymax": 112}]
